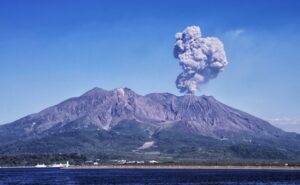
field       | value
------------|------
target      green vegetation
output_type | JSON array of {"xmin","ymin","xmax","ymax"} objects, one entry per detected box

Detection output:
[
  {"xmin": 162, "ymin": 159, "xmax": 300, "ymax": 167},
  {"xmin": 0, "ymin": 153, "xmax": 86, "ymax": 166},
  {"xmin": 229, "ymin": 144, "xmax": 288, "ymax": 159}
]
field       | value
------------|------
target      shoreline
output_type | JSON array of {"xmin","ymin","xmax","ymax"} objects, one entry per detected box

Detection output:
[
  {"xmin": 1, "ymin": 165, "xmax": 300, "ymax": 170},
  {"xmin": 62, "ymin": 165, "xmax": 300, "ymax": 170}
]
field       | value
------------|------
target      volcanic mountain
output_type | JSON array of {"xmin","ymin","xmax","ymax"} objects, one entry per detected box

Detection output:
[{"xmin": 0, "ymin": 87, "xmax": 299, "ymax": 161}]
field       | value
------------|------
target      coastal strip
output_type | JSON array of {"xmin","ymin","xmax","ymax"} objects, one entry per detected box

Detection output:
[{"xmin": 62, "ymin": 165, "xmax": 300, "ymax": 170}]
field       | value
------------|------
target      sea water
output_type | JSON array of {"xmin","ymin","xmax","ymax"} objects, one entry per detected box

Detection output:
[{"xmin": 0, "ymin": 168, "xmax": 300, "ymax": 185}]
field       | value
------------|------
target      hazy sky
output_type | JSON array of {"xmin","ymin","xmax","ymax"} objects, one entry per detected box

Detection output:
[{"xmin": 0, "ymin": 0, "xmax": 300, "ymax": 132}]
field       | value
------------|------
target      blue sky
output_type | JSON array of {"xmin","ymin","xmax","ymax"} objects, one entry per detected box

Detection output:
[{"xmin": 0, "ymin": 0, "xmax": 300, "ymax": 132}]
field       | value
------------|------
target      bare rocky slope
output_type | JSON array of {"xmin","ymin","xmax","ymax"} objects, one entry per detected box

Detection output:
[{"xmin": 0, "ymin": 87, "xmax": 299, "ymax": 161}]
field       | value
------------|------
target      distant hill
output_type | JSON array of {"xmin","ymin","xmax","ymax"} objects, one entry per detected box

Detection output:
[{"xmin": 0, "ymin": 87, "xmax": 299, "ymax": 162}]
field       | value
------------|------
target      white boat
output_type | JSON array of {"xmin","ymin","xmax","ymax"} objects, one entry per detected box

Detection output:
[
  {"xmin": 50, "ymin": 163, "xmax": 64, "ymax": 168},
  {"xmin": 35, "ymin": 164, "xmax": 47, "ymax": 168},
  {"xmin": 49, "ymin": 161, "xmax": 70, "ymax": 168}
]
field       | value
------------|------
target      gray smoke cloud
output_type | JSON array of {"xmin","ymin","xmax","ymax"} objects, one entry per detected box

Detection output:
[{"xmin": 174, "ymin": 26, "xmax": 228, "ymax": 94}]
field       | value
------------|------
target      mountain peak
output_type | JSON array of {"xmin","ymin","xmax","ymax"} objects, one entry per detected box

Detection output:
[
  {"xmin": 113, "ymin": 87, "xmax": 137, "ymax": 96},
  {"xmin": 81, "ymin": 87, "xmax": 107, "ymax": 96}
]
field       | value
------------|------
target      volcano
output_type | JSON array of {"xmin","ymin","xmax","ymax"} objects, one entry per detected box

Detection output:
[{"xmin": 0, "ymin": 87, "xmax": 299, "ymax": 161}]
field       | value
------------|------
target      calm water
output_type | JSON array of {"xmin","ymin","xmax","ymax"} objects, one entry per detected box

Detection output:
[{"xmin": 0, "ymin": 168, "xmax": 300, "ymax": 185}]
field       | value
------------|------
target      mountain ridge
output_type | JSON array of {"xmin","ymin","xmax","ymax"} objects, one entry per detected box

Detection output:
[{"xmin": 0, "ymin": 87, "xmax": 299, "ymax": 161}]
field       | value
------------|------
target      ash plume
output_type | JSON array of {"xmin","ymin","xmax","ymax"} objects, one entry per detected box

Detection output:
[{"xmin": 174, "ymin": 26, "xmax": 228, "ymax": 94}]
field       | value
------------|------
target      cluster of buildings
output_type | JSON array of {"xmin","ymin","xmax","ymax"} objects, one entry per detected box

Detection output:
[
  {"xmin": 111, "ymin": 160, "xmax": 159, "ymax": 165},
  {"xmin": 84, "ymin": 159, "xmax": 159, "ymax": 165}
]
